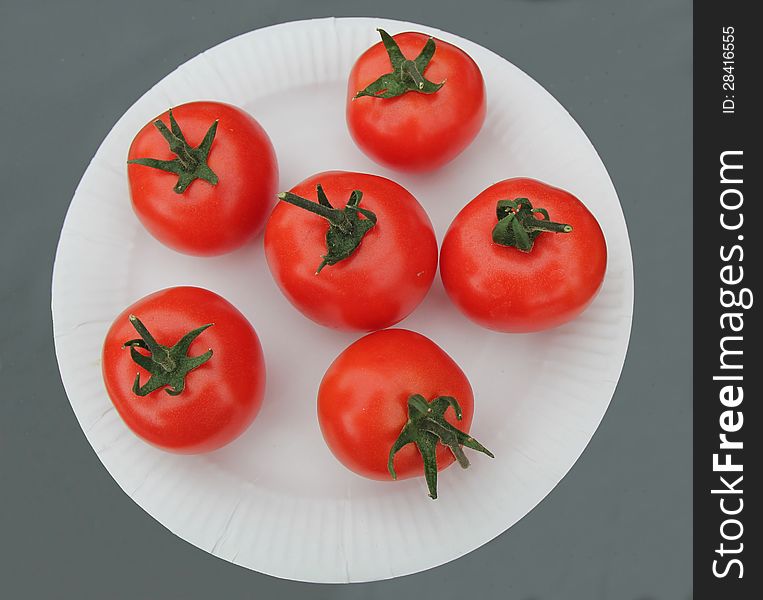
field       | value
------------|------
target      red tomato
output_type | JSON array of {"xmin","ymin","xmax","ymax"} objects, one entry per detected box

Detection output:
[
  {"xmin": 346, "ymin": 30, "xmax": 486, "ymax": 172},
  {"xmin": 127, "ymin": 101, "xmax": 278, "ymax": 256},
  {"xmin": 102, "ymin": 286, "xmax": 265, "ymax": 453},
  {"xmin": 264, "ymin": 171, "xmax": 438, "ymax": 331},
  {"xmin": 318, "ymin": 329, "xmax": 492, "ymax": 499},
  {"xmin": 440, "ymin": 178, "xmax": 607, "ymax": 332}
]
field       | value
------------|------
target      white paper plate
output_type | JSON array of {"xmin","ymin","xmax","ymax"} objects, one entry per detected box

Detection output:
[{"xmin": 52, "ymin": 17, "xmax": 633, "ymax": 583}]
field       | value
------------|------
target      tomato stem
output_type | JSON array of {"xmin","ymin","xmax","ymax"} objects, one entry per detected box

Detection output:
[
  {"xmin": 122, "ymin": 315, "xmax": 214, "ymax": 396},
  {"xmin": 127, "ymin": 108, "xmax": 219, "ymax": 194},
  {"xmin": 388, "ymin": 394, "xmax": 494, "ymax": 499},
  {"xmin": 277, "ymin": 185, "xmax": 378, "ymax": 274},
  {"xmin": 401, "ymin": 60, "xmax": 426, "ymax": 90},
  {"xmin": 492, "ymin": 197, "xmax": 573, "ymax": 252},
  {"xmin": 353, "ymin": 29, "xmax": 445, "ymax": 99}
]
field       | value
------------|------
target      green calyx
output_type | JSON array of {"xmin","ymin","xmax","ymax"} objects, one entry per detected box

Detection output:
[
  {"xmin": 492, "ymin": 197, "xmax": 573, "ymax": 252},
  {"xmin": 388, "ymin": 395, "xmax": 494, "ymax": 499},
  {"xmin": 122, "ymin": 315, "xmax": 213, "ymax": 396},
  {"xmin": 277, "ymin": 184, "xmax": 378, "ymax": 274},
  {"xmin": 354, "ymin": 29, "xmax": 445, "ymax": 99},
  {"xmin": 127, "ymin": 108, "xmax": 219, "ymax": 194}
]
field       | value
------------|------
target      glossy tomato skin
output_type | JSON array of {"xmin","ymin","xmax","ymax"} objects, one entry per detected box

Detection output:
[
  {"xmin": 102, "ymin": 286, "xmax": 265, "ymax": 453},
  {"xmin": 346, "ymin": 32, "xmax": 486, "ymax": 172},
  {"xmin": 264, "ymin": 171, "xmax": 438, "ymax": 331},
  {"xmin": 318, "ymin": 329, "xmax": 474, "ymax": 481},
  {"xmin": 440, "ymin": 178, "xmax": 607, "ymax": 333},
  {"xmin": 127, "ymin": 101, "xmax": 278, "ymax": 256}
]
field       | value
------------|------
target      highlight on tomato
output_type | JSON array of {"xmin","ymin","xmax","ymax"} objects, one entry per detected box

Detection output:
[
  {"xmin": 127, "ymin": 101, "xmax": 278, "ymax": 256},
  {"xmin": 317, "ymin": 329, "xmax": 493, "ymax": 499},
  {"xmin": 264, "ymin": 171, "xmax": 438, "ymax": 331},
  {"xmin": 101, "ymin": 286, "xmax": 265, "ymax": 453},
  {"xmin": 346, "ymin": 29, "xmax": 486, "ymax": 172},
  {"xmin": 440, "ymin": 177, "xmax": 607, "ymax": 333}
]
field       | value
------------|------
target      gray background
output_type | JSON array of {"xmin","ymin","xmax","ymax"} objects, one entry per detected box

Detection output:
[{"xmin": 0, "ymin": 0, "xmax": 691, "ymax": 598}]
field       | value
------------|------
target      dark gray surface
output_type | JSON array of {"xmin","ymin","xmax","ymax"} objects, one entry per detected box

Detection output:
[{"xmin": 0, "ymin": 0, "xmax": 691, "ymax": 598}]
